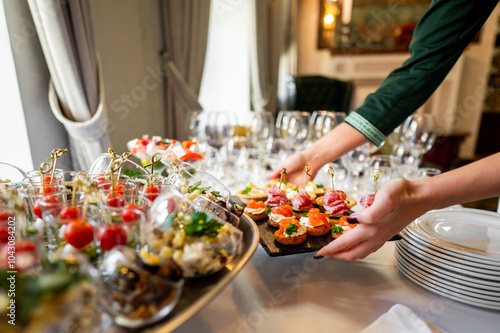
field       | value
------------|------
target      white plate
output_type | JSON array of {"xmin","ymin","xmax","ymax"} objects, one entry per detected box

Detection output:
[
  {"xmin": 396, "ymin": 243, "xmax": 500, "ymax": 293},
  {"xmin": 407, "ymin": 208, "xmax": 500, "ymax": 262},
  {"xmin": 400, "ymin": 229, "xmax": 500, "ymax": 272},
  {"xmin": 398, "ymin": 238, "xmax": 500, "ymax": 279},
  {"xmin": 395, "ymin": 255, "xmax": 500, "ymax": 310},
  {"xmin": 403, "ymin": 226, "xmax": 500, "ymax": 265},
  {"xmin": 396, "ymin": 250, "xmax": 500, "ymax": 302}
]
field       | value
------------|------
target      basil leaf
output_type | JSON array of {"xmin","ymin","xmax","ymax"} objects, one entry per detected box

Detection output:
[
  {"xmin": 284, "ymin": 223, "xmax": 298, "ymax": 236},
  {"xmin": 182, "ymin": 212, "xmax": 222, "ymax": 238},
  {"xmin": 241, "ymin": 187, "xmax": 252, "ymax": 194},
  {"xmin": 211, "ymin": 191, "xmax": 222, "ymax": 198},
  {"xmin": 122, "ymin": 169, "xmax": 142, "ymax": 179},
  {"xmin": 331, "ymin": 224, "xmax": 343, "ymax": 233}
]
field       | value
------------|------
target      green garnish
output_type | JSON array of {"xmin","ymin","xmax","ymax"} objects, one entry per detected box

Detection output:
[
  {"xmin": 291, "ymin": 188, "xmax": 299, "ymax": 192},
  {"xmin": 182, "ymin": 212, "xmax": 222, "ymax": 238},
  {"xmin": 282, "ymin": 180, "xmax": 287, "ymax": 185},
  {"xmin": 331, "ymin": 224, "xmax": 343, "ymax": 234},
  {"xmin": 284, "ymin": 223, "xmax": 299, "ymax": 235},
  {"xmin": 211, "ymin": 191, "xmax": 222, "ymax": 198},
  {"xmin": 187, "ymin": 181, "xmax": 211, "ymax": 194},
  {"xmin": 122, "ymin": 169, "xmax": 142, "ymax": 179},
  {"xmin": 316, "ymin": 184, "xmax": 324, "ymax": 188},
  {"xmin": 266, "ymin": 207, "xmax": 271, "ymax": 215},
  {"xmin": 241, "ymin": 187, "xmax": 252, "ymax": 194},
  {"xmin": 302, "ymin": 212, "xmax": 308, "ymax": 217}
]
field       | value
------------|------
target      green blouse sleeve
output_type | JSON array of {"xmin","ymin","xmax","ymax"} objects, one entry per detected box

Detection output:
[{"xmin": 345, "ymin": 0, "xmax": 499, "ymax": 146}]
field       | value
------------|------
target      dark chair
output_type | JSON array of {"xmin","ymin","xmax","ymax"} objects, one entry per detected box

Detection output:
[{"xmin": 286, "ymin": 75, "xmax": 353, "ymax": 113}]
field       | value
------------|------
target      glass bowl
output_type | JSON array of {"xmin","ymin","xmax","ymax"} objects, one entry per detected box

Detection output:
[
  {"xmin": 147, "ymin": 188, "xmax": 242, "ymax": 278},
  {"xmin": 98, "ymin": 246, "xmax": 183, "ymax": 328}
]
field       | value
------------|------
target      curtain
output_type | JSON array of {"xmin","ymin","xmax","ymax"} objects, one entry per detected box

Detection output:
[
  {"xmin": 160, "ymin": 0, "xmax": 211, "ymax": 140},
  {"xmin": 249, "ymin": 0, "xmax": 292, "ymax": 113},
  {"xmin": 28, "ymin": 0, "xmax": 110, "ymax": 170}
]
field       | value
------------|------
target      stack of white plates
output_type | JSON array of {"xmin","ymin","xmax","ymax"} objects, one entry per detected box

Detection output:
[{"xmin": 395, "ymin": 207, "xmax": 500, "ymax": 310}]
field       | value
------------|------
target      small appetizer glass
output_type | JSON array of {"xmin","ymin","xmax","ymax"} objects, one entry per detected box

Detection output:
[
  {"xmin": 41, "ymin": 201, "xmax": 101, "ymax": 260},
  {"xmin": 98, "ymin": 246, "xmax": 184, "ymax": 328},
  {"xmin": 147, "ymin": 188, "xmax": 242, "ymax": 278},
  {"xmin": 166, "ymin": 161, "xmax": 231, "ymax": 203}
]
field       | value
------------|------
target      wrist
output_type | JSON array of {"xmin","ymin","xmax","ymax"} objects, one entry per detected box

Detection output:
[{"xmin": 408, "ymin": 178, "xmax": 436, "ymax": 213}]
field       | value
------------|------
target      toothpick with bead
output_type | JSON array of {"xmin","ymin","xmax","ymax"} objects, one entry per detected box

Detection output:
[
  {"xmin": 372, "ymin": 169, "xmax": 382, "ymax": 194},
  {"xmin": 279, "ymin": 168, "xmax": 286, "ymax": 190},
  {"xmin": 304, "ymin": 164, "xmax": 312, "ymax": 185},
  {"xmin": 328, "ymin": 166, "xmax": 335, "ymax": 191},
  {"xmin": 51, "ymin": 148, "xmax": 68, "ymax": 182},
  {"xmin": 39, "ymin": 162, "xmax": 52, "ymax": 195},
  {"xmin": 144, "ymin": 153, "xmax": 162, "ymax": 175},
  {"xmin": 118, "ymin": 152, "xmax": 132, "ymax": 179}
]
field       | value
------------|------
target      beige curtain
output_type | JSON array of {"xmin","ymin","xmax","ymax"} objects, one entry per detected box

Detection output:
[
  {"xmin": 28, "ymin": 0, "xmax": 110, "ymax": 169},
  {"xmin": 249, "ymin": 0, "xmax": 292, "ymax": 113},
  {"xmin": 161, "ymin": 0, "xmax": 211, "ymax": 139}
]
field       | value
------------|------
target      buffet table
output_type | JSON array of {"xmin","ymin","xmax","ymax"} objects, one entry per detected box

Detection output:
[{"xmin": 173, "ymin": 241, "xmax": 500, "ymax": 333}]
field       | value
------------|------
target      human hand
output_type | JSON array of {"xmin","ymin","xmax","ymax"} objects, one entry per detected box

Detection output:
[
  {"xmin": 268, "ymin": 151, "xmax": 323, "ymax": 185},
  {"xmin": 315, "ymin": 178, "xmax": 429, "ymax": 261}
]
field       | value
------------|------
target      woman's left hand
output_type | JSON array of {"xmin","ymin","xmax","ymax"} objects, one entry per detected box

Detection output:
[{"xmin": 316, "ymin": 178, "xmax": 429, "ymax": 261}]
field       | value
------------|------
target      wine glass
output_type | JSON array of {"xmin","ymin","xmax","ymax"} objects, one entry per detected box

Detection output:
[
  {"xmin": 251, "ymin": 111, "xmax": 274, "ymax": 147},
  {"xmin": 392, "ymin": 144, "xmax": 421, "ymax": 178},
  {"xmin": 308, "ymin": 111, "xmax": 346, "ymax": 143},
  {"xmin": 406, "ymin": 167, "xmax": 442, "ymax": 181},
  {"xmin": 205, "ymin": 111, "xmax": 238, "ymax": 149},
  {"xmin": 185, "ymin": 110, "xmax": 205, "ymax": 142},
  {"xmin": 366, "ymin": 155, "xmax": 397, "ymax": 192},
  {"xmin": 400, "ymin": 113, "xmax": 437, "ymax": 156},
  {"xmin": 340, "ymin": 143, "xmax": 371, "ymax": 196},
  {"xmin": 285, "ymin": 111, "xmax": 311, "ymax": 152}
]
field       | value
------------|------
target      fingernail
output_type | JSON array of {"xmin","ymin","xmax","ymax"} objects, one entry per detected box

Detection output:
[
  {"xmin": 347, "ymin": 215, "xmax": 359, "ymax": 224},
  {"xmin": 313, "ymin": 256, "xmax": 324, "ymax": 259}
]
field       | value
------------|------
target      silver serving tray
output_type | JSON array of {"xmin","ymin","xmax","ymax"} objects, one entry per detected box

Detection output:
[{"xmin": 106, "ymin": 214, "xmax": 259, "ymax": 332}]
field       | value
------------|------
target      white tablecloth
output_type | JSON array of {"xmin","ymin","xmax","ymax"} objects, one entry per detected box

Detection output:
[{"xmin": 174, "ymin": 242, "xmax": 500, "ymax": 333}]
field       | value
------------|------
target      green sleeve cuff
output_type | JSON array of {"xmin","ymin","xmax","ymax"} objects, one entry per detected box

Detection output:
[{"xmin": 344, "ymin": 112, "xmax": 386, "ymax": 147}]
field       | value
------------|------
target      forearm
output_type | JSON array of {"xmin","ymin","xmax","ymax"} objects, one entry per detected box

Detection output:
[
  {"xmin": 302, "ymin": 123, "xmax": 367, "ymax": 170},
  {"xmin": 414, "ymin": 153, "xmax": 500, "ymax": 211}
]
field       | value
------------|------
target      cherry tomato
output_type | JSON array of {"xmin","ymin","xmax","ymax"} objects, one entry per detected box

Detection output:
[
  {"xmin": 59, "ymin": 206, "xmax": 82, "ymax": 222},
  {"xmin": 107, "ymin": 194, "xmax": 125, "ymax": 207},
  {"xmin": 64, "ymin": 219, "xmax": 94, "ymax": 249},
  {"xmin": 33, "ymin": 195, "xmax": 60, "ymax": 219},
  {"xmin": 0, "ymin": 211, "xmax": 14, "ymax": 224},
  {"xmin": 121, "ymin": 204, "xmax": 145, "ymax": 223},
  {"xmin": 39, "ymin": 185, "xmax": 59, "ymax": 195},
  {"xmin": 0, "ymin": 226, "xmax": 9, "ymax": 244},
  {"xmin": 0, "ymin": 240, "xmax": 38, "ymax": 272},
  {"xmin": 98, "ymin": 224, "xmax": 127, "ymax": 251},
  {"xmin": 145, "ymin": 186, "xmax": 160, "ymax": 202},
  {"xmin": 114, "ymin": 184, "xmax": 125, "ymax": 195},
  {"xmin": 145, "ymin": 186, "xmax": 160, "ymax": 193}
]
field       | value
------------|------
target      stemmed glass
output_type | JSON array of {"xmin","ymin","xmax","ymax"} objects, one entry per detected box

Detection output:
[
  {"xmin": 205, "ymin": 111, "xmax": 238, "ymax": 150},
  {"xmin": 390, "ymin": 113, "xmax": 437, "ymax": 178},
  {"xmin": 366, "ymin": 155, "xmax": 397, "ymax": 192},
  {"xmin": 308, "ymin": 111, "xmax": 346, "ymax": 143},
  {"xmin": 400, "ymin": 113, "xmax": 437, "ymax": 155},
  {"xmin": 276, "ymin": 111, "xmax": 310, "ymax": 153},
  {"xmin": 340, "ymin": 143, "xmax": 371, "ymax": 196}
]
